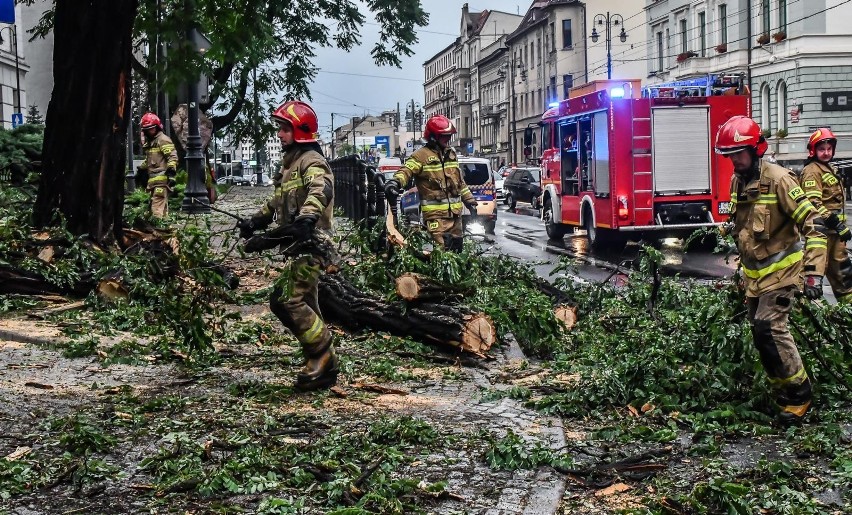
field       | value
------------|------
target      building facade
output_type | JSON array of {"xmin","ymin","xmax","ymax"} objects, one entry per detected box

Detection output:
[
  {"xmin": 645, "ymin": 0, "xmax": 852, "ymax": 168},
  {"xmin": 1, "ymin": 5, "xmax": 29, "ymax": 129}
]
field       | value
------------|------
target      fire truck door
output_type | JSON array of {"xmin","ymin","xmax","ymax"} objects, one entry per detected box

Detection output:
[{"xmin": 559, "ymin": 122, "xmax": 579, "ymax": 196}]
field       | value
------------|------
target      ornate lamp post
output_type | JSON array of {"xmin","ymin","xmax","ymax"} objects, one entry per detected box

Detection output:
[
  {"xmin": 180, "ymin": 0, "xmax": 212, "ymax": 214},
  {"xmin": 590, "ymin": 12, "xmax": 627, "ymax": 80}
]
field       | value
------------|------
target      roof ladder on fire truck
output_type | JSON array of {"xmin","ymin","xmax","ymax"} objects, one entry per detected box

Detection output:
[{"xmin": 630, "ymin": 99, "xmax": 654, "ymax": 220}]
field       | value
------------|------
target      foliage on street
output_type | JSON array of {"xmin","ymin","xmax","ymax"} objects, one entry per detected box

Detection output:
[{"xmin": 2, "ymin": 178, "xmax": 851, "ymax": 512}]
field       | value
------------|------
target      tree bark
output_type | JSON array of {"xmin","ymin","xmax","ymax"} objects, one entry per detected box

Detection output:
[
  {"xmin": 319, "ymin": 274, "xmax": 496, "ymax": 355},
  {"xmin": 33, "ymin": 0, "xmax": 138, "ymax": 244}
]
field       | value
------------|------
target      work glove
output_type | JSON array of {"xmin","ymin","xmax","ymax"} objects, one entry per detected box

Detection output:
[
  {"xmin": 134, "ymin": 167, "xmax": 148, "ymax": 189},
  {"xmin": 243, "ymin": 234, "xmax": 277, "ymax": 253},
  {"xmin": 803, "ymin": 275, "xmax": 824, "ymax": 300},
  {"xmin": 236, "ymin": 218, "xmax": 257, "ymax": 239},
  {"xmin": 384, "ymin": 179, "xmax": 401, "ymax": 199},
  {"xmin": 290, "ymin": 214, "xmax": 318, "ymax": 242},
  {"xmin": 719, "ymin": 221, "xmax": 735, "ymax": 238},
  {"xmin": 166, "ymin": 167, "xmax": 177, "ymax": 189},
  {"xmin": 464, "ymin": 200, "xmax": 478, "ymax": 217}
]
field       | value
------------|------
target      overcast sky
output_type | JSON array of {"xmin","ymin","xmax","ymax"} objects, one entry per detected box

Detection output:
[{"xmin": 308, "ymin": 1, "xmax": 529, "ymax": 140}]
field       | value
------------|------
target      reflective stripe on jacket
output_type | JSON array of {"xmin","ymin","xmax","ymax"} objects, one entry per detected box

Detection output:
[
  {"xmin": 140, "ymin": 132, "xmax": 178, "ymax": 181},
  {"xmin": 729, "ymin": 160, "xmax": 827, "ymax": 297},
  {"xmin": 801, "ymin": 161, "xmax": 847, "ymax": 225},
  {"xmin": 393, "ymin": 145, "xmax": 475, "ymax": 221},
  {"xmin": 253, "ymin": 148, "xmax": 334, "ymax": 231}
]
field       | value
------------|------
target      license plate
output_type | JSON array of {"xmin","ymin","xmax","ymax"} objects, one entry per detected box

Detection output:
[{"xmin": 718, "ymin": 201, "xmax": 731, "ymax": 215}]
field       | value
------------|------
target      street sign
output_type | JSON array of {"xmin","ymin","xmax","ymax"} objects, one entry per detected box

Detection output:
[
  {"xmin": 11, "ymin": 113, "xmax": 23, "ymax": 128},
  {"xmin": 466, "ymin": 142, "xmax": 474, "ymax": 154},
  {"xmin": 406, "ymin": 141, "xmax": 413, "ymax": 150}
]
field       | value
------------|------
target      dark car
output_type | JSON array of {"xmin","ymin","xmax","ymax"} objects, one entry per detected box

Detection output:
[
  {"xmin": 503, "ymin": 167, "xmax": 542, "ymax": 210},
  {"xmin": 216, "ymin": 175, "xmax": 252, "ymax": 186}
]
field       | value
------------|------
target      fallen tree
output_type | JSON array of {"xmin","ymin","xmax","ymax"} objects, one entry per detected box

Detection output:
[{"xmin": 320, "ymin": 273, "xmax": 495, "ymax": 356}]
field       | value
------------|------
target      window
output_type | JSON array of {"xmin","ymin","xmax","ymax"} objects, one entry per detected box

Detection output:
[
  {"xmin": 680, "ymin": 19, "xmax": 687, "ymax": 53},
  {"xmin": 541, "ymin": 122, "xmax": 552, "ymax": 151},
  {"xmin": 657, "ymin": 31, "xmax": 663, "ymax": 71},
  {"xmin": 762, "ymin": 0, "xmax": 770, "ymax": 35},
  {"xmin": 562, "ymin": 74, "xmax": 573, "ymax": 98},
  {"xmin": 530, "ymin": 42, "xmax": 535, "ymax": 68},
  {"xmin": 562, "ymin": 19, "xmax": 572, "ymax": 48},
  {"xmin": 720, "ymin": 4, "xmax": 728, "ymax": 44},
  {"xmin": 777, "ymin": 81, "xmax": 787, "ymax": 132},
  {"xmin": 699, "ymin": 12, "xmax": 706, "ymax": 56},
  {"xmin": 760, "ymin": 83, "xmax": 771, "ymax": 132},
  {"xmin": 779, "ymin": 0, "xmax": 787, "ymax": 32},
  {"xmin": 550, "ymin": 76, "xmax": 557, "ymax": 102}
]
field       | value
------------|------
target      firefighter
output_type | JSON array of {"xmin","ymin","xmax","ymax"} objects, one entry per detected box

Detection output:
[
  {"xmin": 137, "ymin": 112, "xmax": 178, "ymax": 218},
  {"xmin": 715, "ymin": 115, "xmax": 827, "ymax": 425},
  {"xmin": 237, "ymin": 100, "xmax": 338, "ymax": 391},
  {"xmin": 383, "ymin": 115, "xmax": 478, "ymax": 252},
  {"xmin": 800, "ymin": 128, "xmax": 852, "ymax": 304}
]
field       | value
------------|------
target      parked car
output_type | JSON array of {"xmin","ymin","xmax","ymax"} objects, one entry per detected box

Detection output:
[
  {"xmin": 399, "ymin": 156, "xmax": 497, "ymax": 234},
  {"xmin": 492, "ymin": 170, "xmax": 505, "ymax": 202},
  {"xmin": 216, "ymin": 175, "xmax": 252, "ymax": 186},
  {"xmin": 503, "ymin": 167, "xmax": 543, "ymax": 210},
  {"xmin": 255, "ymin": 173, "xmax": 274, "ymax": 187}
]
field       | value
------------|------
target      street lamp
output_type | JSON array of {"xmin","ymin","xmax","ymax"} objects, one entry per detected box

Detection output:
[
  {"xmin": 500, "ymin": 54, "xmax": 525, "ymax": 165},
  {"xmin": 590, "ymin": 12, "xmax": 627, "ymax": 80},
  {"xmin": 180, "ymin": 0, "xmax": 212, "ymax": 214},
  {"xmin": 0, "ymin": 24, "xmax": 22, "ymax": 127}
]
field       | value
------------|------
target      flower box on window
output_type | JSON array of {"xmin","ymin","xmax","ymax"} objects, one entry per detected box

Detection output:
[
  {"xmin": 676, "ymin": 51, "xmax": 698, "ymax": 63},
  {"xmin": 756, "ymin": 33, "xmax": 770, "ymax": 45},
  {"xmin": 772, "ymin": 31, "xmax": 787, "ymax": 42},
  {"xmin": 715, "ymin": 44, "xmax": 727, "ymax": 53}
]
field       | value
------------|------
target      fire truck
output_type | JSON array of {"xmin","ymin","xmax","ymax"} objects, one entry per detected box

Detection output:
[{"xmin": 538, "ymin": 74, "xmax": 750, "ymax": 247}]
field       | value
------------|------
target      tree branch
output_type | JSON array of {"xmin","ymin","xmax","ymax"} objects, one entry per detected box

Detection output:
[{"xmin": 210, "ymin": 67, "xmax": 250, "ymax": 132}]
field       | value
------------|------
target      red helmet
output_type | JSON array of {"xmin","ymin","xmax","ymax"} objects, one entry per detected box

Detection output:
[
  {"xmin": 423, "ymin": 115, "xmax": 457, "ymax": 141},
  {"xmin": 807, "ymin": 128, "xmax": 836, "ymax": 158},
  {"xmin": 140, "ymin": 112, "xmax": 162, "ymax": 130},
  {"xmin": 714, "ymin": 115, "xmax": 768, "ymax": 157},
  {"xmin": 272, "ymin": 101, "xmax": 319, "ymax": 143}
]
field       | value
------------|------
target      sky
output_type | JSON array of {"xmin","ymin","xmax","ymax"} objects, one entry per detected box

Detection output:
[{"xmin": 308, "ymin": 1, "xmax": 530, "ymax": 141}]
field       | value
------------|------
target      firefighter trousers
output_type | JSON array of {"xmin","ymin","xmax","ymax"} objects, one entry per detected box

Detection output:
[
  {"xmin": 147, "ymin": 180, "xmax": 171, "ymax": 218},
  {"xmin": 825, "ymin": 234, "xmax": 852, "ymax": 304},
  {"xmin": 746, "ymin": 285, "xmax": 812, "ymax": 410},
  {"xmin": 269, "ymin": 255, "xmax": 334, "ymax": 362},
  {"xmin": 426, "ymin": 216, "xmax": 463, "ymax": 252}
]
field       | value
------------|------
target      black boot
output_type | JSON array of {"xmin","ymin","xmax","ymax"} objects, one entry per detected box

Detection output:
[{"xmin": 295, "ymin": 348, "xmax": 339, "ymax": 391}]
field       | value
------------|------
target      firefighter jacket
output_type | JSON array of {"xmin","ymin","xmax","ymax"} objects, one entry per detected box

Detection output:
[
  {"xmin": 252, "ymin": 147, "xmax": 334, "ymax": 233},
  {"xmin": 729, "ymin": 160, "xmax": 827, "ymax": 297},
  {"xmin": 394, "ymin": 145, "xmax": 475, "ymax": 221},
  {"xmin": 800, "ymin": 161, "xmax": 847, "ymax": 230},
  {"xmin": 140, "ymin": 132, "xmax": 178, "ymax": 184}
]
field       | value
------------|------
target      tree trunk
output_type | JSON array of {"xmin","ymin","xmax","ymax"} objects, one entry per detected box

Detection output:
[
  {"xmin": 395, "ymin": 273, "xmax": 471, "ymax": 302},
  {"xmin": 319, "ymin": 274, "xmax": 496, "ymax": 355},
  {"xmin": 33, "ymin": 0, "xmax": 138, "ymax": 244}
]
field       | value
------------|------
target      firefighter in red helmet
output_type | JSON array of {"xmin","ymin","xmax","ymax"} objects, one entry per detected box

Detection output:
[
  {"xmin": 237, "ymin": 100, "xmax": 339, "ymax": 391},
  {"xmin": 800, "ymin": 128, "xmax": 852, "ymax": 304},
  {"xmin": 383, "ymin": 114, "xmax": 478, "ymax": 251},
  {"xmin": 716, "ymin": 115, "xmax": 827, "ymax": 425},
  {"xmin": 137, "ymin": 112, "xmax": 178, "ymax": 218}
]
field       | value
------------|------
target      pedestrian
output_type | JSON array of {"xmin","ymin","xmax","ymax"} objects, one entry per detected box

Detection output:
[
  {"xmin": 715, "ymin": 115, "xmax": 827, "ymax": 426},
  {"xmin": 845, "ymin": 167, "xmax": 852, "ymax": 201},
  {"xmin": 800, "ymin": 128, "xmax": 852, "ymax": 304},
  {"xmin": 237, "ymin": 100, "xmax": 339, "ymax": 391},
  {"xmin": 383, "ymin": 115, "xmax": 479, "ymax": 252},
  {"xmin": 137, "ymin": 112, "xmax": 178, "ymax": 218}
]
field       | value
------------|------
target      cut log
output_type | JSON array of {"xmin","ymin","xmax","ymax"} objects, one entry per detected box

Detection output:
[
  {"xmin": 319, "ymin": 273, "xmax": 495, "ymax": 355},
  {"xmin": 385, "ymin": 201, "xmax": 405, "ymax": 247},
  {"xmin": 394, "ymin": 272, "xmax": 467, "ymax": 302},
  {"xmin": 554, "ymin": 305, "xmax": 578, "ymax": 331}
]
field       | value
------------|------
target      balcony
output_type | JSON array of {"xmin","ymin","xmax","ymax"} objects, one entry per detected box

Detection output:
[{"xmin": 481, "ymin": 105, "xmax": 503, "ymax": 119}]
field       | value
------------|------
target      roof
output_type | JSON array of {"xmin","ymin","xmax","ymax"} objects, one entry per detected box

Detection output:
[{"xmin": 506, "ymin": 0, "xmax": 580, "ymax": 43}]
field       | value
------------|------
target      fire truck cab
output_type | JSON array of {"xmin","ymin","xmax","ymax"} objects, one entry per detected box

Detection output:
[{"xmin": 539, "ymin": 75, "xmax": 749, "ymax": 247}]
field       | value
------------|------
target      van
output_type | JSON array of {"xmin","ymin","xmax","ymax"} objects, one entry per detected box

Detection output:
[
  {"xmin": 377, "ymin": 157, "xmax": 403, "ymax": 182},
  {"xmin": 400, "ymin": 156, "xmax": 497, "ymax": 234}
]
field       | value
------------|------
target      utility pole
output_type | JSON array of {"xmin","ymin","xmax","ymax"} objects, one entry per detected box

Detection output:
[
  {"xmin": 253, "ymin": 66, "xmax": 261, "ymax": 185},
  {"xmin": 411, "ymin": 99, "xmax": 417, "ymax": 141},
  {"xmin": 330, "ymin": 113, "xmax": 335, "ymax": 159},
  {"xmin": 510, "ymin": 54, "xmax": 518, "ymax": 165}
]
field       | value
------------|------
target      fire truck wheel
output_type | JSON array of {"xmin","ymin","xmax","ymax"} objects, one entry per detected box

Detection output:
[
  {"xmin": 543, "ymin": 198, "xmax": 567, "ymax": 240},
  {"xmin": 584, "ymin": 210, "xmax": 626, "ymax": 250}
]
